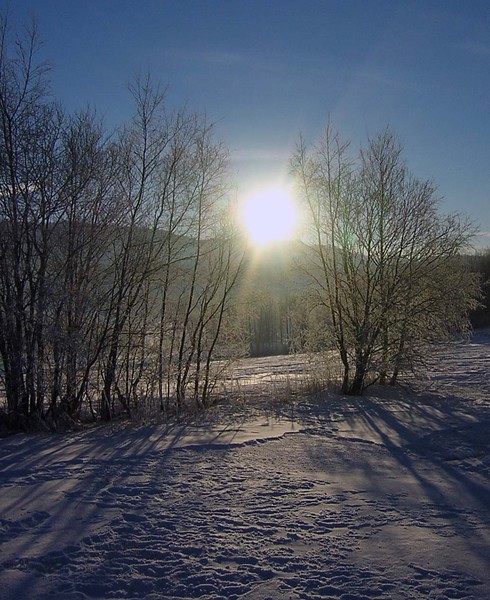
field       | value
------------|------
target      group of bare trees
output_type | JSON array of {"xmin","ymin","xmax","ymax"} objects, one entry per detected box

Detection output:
[
  {"xmin": 292, "ymin": 124, "xmax": 480, "ymax": 394},
  {"xmin": 0, "ymin": 20, "xmax": 484, "ymax": 430},
  {"xmin": 0, "ymin": 21, "xmax": 243, "ymax": 429}
]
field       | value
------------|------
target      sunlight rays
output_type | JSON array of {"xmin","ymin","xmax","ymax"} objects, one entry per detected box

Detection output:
[{"xmin": 240, "ymin": 186, "xmax": 298, "ymax": 246}]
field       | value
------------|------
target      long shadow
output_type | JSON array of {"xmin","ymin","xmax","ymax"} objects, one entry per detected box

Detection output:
[
  {"xmin": 339, "ymin": 392, "xmax": 490, "ymax": 507},
  {"xmin": 318, "ymin": 389, "xmax": 490, "ymax": 573},
  {"xmin": 1, "ymin": 331, "xmax": 489, "ymax": 598},
  {"xmin": 1, "ymin": 413, "xmax": 253, "ymax": 599}
]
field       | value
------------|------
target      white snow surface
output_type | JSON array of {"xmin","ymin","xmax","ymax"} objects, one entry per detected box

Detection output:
[{"xmin": 1, "ymin": 330, "xmax": 490, "ymax": 599}]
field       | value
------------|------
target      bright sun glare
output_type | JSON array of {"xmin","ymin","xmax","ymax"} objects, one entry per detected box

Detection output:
[{"xmin": 241, "ymin": 186, "xmax": 297, "ymax": 246}]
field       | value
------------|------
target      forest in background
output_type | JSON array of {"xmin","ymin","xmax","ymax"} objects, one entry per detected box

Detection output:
[{"xmin": 0, "ymin": 19, "xmax": 487, "ymax": 431}]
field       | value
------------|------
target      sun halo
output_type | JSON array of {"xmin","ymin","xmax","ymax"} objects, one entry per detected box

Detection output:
[{"xmin": 240, "ymin": 186, "xmax": 298, "ymax": 246}]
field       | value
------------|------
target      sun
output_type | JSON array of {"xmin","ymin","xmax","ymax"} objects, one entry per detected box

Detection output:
[{"xmin": 240, "ymin": 186, "xmax": 298, "ymax": 246}]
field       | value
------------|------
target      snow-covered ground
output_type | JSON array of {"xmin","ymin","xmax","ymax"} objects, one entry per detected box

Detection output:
[{"xmin": 1, "ymin": 331, "xmax": 490, "ymax": 599}]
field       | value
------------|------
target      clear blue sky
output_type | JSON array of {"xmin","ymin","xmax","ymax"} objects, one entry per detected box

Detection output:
[{"xmin": 4, "ymin": 0, "xmax": 490, "ymax": 244}]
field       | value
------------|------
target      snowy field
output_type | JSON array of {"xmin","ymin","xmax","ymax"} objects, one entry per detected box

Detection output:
[{"xmin": 1, "ymin": 331, "xmax": 490, "ymax": 599}]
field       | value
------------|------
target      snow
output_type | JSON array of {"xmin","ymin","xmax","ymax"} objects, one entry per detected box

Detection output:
[{"xmin": 1, "ymin": 331, "xmax": 490, "ymax": 599}]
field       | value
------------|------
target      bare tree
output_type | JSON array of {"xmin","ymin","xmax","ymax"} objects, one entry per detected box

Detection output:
[
  {"xmin": 48, "ymin": 110, "xmax": 120, "ymax": 422},
  {"xmin": 0, "ymin": 16, "xmax": 64, "ymax": 427},
  {"xmin": 292, "ymin": 124, "xmax": 480, "ymax": 394},
  {"xmin": 95, "ymin": 75, "xmax": 243, "ymax": 419}
]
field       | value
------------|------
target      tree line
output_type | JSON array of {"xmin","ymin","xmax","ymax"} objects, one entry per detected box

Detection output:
[
  {"xmin": 0, "ymin": 19, "xmax": 484, "ymax": 430},
  {"xmin": 0, "ymin": 20, "xmax": 244, "ymax": 429}
]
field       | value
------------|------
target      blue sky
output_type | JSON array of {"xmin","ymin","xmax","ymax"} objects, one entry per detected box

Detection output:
[{"xmin": 5, "ymin": 0, "xmax": 490, "ymax": 244}]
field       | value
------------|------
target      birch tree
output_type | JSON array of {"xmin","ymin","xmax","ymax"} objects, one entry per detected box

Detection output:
[
  {"xmin": 0, "ymin": 17, "xmax": 62, "ymax": 427},
  {"xmin": 292, "ymin": 124, "xmax": 479, "ymax": 394},
  {"xmin": 97, "ymin": 76, "xmax": 242, "ymax": 419},
  {"xmin": 0, "ymin": 20, "xmax": 243, "ymax": 429}
]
